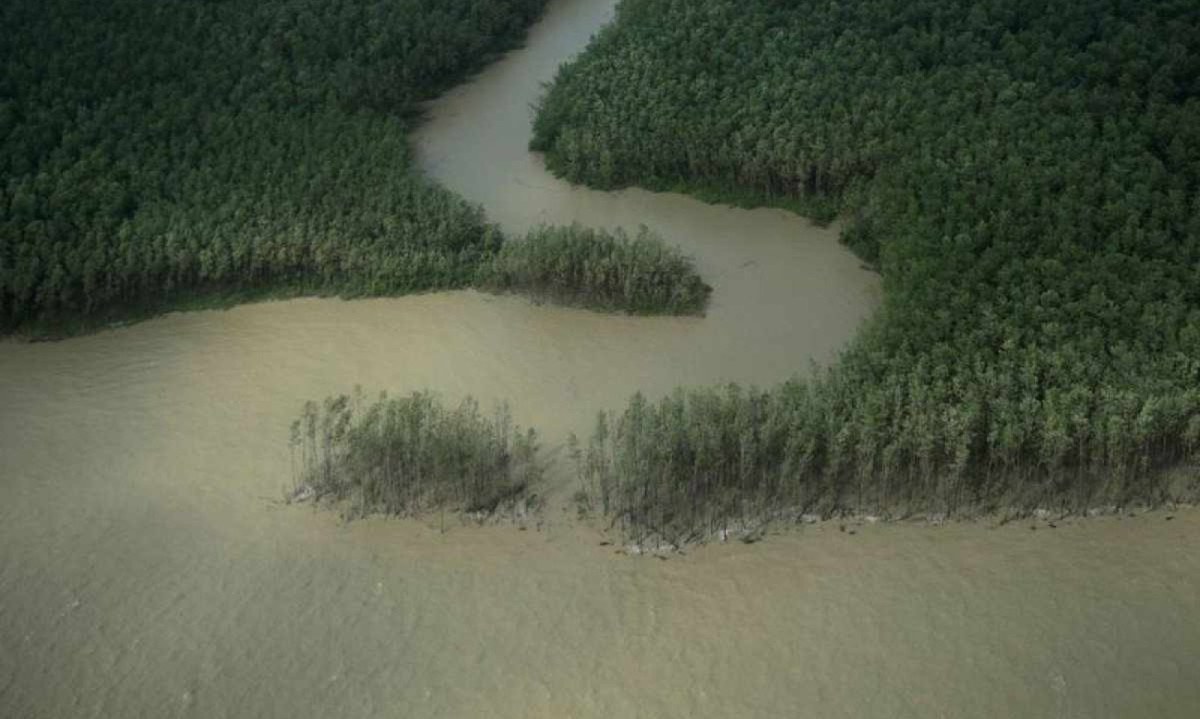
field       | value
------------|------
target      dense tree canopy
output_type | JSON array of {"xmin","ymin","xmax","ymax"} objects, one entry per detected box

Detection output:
[
  {"xmin": 539, "ymin": 0, "xmax": 1200, "ymax": 525},
  {"xmin": 0, "ymin": 0, "xmax": 547, "ymax": 333},
  {"xmin": 477, "ymin": 224, "xmax": 711, "ymax": 314}
]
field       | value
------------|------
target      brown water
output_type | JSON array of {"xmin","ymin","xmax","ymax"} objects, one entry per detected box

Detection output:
[{"xmin": 2, "ymin": 0, "xmax": 1198, "ymax": 716}]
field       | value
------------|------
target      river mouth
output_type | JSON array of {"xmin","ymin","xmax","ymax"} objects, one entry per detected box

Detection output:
[{"xmin": 1, "ymin": 0, "xmax": 1198, "ymax": 717}]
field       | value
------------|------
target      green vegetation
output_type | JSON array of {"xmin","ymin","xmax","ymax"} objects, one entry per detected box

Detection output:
[
  {"xmin": 290, "ymin": 389, "xmax": 540, "ymax": 518},
  {"xmin": 1, "ymin": 0, "xmax": 548, "ymax": 335},
  {"xmin": 540, "ymin": 0, "xmax": 1200, "ymax": 531},
  {"xmin": 476, "ymin": 224, "xmax": 711, "ymax": 314},
  {"xmin": 579, "ymin": 382, "xmax": 1199, "ymax": 545}
]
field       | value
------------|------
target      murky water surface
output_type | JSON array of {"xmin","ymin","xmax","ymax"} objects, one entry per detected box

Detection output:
[{"xmin": 2, "ymin": 1, "xmax": 1197, "ymax": 716}]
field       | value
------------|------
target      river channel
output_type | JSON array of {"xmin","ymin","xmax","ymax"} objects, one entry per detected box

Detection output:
[{"xmin": 1, "ymin": 0, "xmax": 1197, "ymax": 716}]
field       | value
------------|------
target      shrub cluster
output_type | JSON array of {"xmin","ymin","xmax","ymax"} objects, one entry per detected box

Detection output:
[{"xmin": 290, "ymin": 390, "xmax": 540, "ymax": 518}]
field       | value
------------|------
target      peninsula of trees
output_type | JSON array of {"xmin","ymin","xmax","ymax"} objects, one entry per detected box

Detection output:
[{"xmin": 477, "ymin": 224, "xmax": 711, "ymax": 315}]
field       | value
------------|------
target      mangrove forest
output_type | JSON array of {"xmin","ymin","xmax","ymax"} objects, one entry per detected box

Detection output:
[
  {"xmin": 536, "ymin": 0, "xmax": 1200, "ymax": 533},
  {"xmin": 0, "ymin": 0, "xmax": 549, "ymax": 333}
]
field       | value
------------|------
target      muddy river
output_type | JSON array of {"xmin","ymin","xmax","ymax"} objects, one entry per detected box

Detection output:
[{"xmin": 2, "ymin": 0, "xmax": 1197, "ymax": 716}]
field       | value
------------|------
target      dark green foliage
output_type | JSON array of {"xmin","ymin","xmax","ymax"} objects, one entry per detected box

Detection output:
[
  {"xmin": 290, "ymin": 389, "xmax": 540, "ymax": 518},
  {"xmin": 541, "ymin": 0, "xmax": 1200, "ymax": 529},
  {"xmin": 0, "ymin": 0, "xmax": 547, "ymax": 334},
  {"xmin": 476, "ymin": 224, "xmax": 711, "ymax": 314}
]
